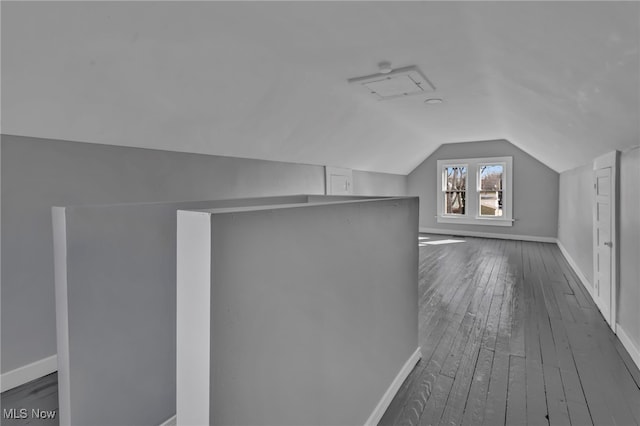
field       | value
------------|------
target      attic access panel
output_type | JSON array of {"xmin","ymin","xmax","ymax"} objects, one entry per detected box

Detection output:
[{"xmin": 348, "ymin": 66, "xmax": 435, "ymax": 101}]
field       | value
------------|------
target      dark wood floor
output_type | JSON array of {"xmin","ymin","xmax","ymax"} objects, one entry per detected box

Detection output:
[
  {"xmin": 2, "ymin": 236, "xmax": 639, "ymax": 426},
  {"xmin": 1, "ymin": 372, "xmax": 58, "ymax": 425},
  {"xmin": 380, "ymin": 235, "xmax": 640, "ymax": 426}
]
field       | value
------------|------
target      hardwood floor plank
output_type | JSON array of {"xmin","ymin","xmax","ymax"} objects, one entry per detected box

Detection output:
[
  {"xmin": 482, "ymin": 349, "xmax": 509, "ymax": 426},
  {"xmin": 523, "ymin": 276, "xmax": 542, "ymax": 364},
  {"xmin": 417, "ymin": 375, "xmax": 454, "ymax": 426},
  {"xmin": 564, "ymin": 322, "xmax": 618, "ymax": 426},
  {"xmin": 565, "ymin": 400, "xmax": 592, "ymax": 426},
  {"xmin": 612, "ymin": 336, "xmax": 640, "ymax": 388},
  {"xmin": 587, "ymin": 318, "xmax": 640, "ymax": 424},
  {"xmin": 525, "ymin": 357, "xmax": 547, "ymax": 426},
  {"xmin": 461, "ymin": 347, "xmax": 494, "ymax": 426},
  {"xmin": 505, "ymin": 355, "xmax": 527, "ymax": 426},
  {"xmin": 548, "ymin": 282, "xmax": 575, "ymax": 324},
  {"xmin": 552, "ymin": 253, "xmax": 593, "ymax": 310},
  {"xmin": 481, "ymin": 293, "xmax": 504, "ymax": 352},
  {"xmin": 563, "ymin": 293, "xmax": 589, "ymax": 326},
  {"xmin": 532, "ymin": 277, "xmax": 559, "ymax": 369},
  {"xmin": 548, "ymin": 317, "xmax": 575, "ymax": 373},
  {"xmin": 548, "ymin": 317, "xmax": 590, "ymax": 413},
  {"xmin": 509, "ymin": 275, "xmax": 526, "ymax": 358},
  {"xmin": 542, "ymin": 364, "xmax": 570, "ymax": 426},
  {"xmin": 539, "ymin": 278, "xmax": 562, "ymax": 321}
]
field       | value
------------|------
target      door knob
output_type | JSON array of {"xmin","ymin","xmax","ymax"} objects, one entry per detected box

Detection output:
[{"xmin": 604, "ymin": 241, "xmax": 613, "ymax": 247}]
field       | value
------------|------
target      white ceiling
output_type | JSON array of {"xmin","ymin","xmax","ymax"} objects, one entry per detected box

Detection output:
[{"xmin": 2, "ymin": 1, "xmax": 638, "ymax": 174}]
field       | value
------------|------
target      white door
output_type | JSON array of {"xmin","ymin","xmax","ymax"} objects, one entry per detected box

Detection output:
[
  {"xmin": 330, "ymin": 175, "xmax": 350, "ymax": 195},
  {"xmin": 594, "ymin": 167, "xmax": 613, "ymax": 325},
  {"xmin": 325, "ymin": 166, "xmax": 353, "ymax": 195}
]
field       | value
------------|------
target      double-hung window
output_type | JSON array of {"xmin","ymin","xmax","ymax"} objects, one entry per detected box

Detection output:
[{"xmin": 437, "ymin": 156, "xmax": 513, "ymax": 226}]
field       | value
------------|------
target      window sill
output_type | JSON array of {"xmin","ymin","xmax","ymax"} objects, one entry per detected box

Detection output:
[{"xmin": 436, "ymin": 216, "xmax": 514, "ymax": 227}]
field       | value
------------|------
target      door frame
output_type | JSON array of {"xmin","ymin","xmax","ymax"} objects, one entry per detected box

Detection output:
[{"xmin": 593, "ymin": 150, "xmax": 619, "ymax": 332}]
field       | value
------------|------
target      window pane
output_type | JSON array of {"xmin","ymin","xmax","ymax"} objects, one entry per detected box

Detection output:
[
  {"xmin": 479, "ymin": 164, "xmax": 503, "ymax": 191},
  {"xmin": 445, "ymin": 166, "xmax": 467, "ymax": 191},
  {"xmin": 445, "ymin": 191, "xmax": 466, "ymax": 215},
  {"xmin": 479, "ymin": 165, "xmax": 504, "ymax": 217},
  {"xmin": 480, "ymin": 191, "xmax": 503, "ymax": 216}
]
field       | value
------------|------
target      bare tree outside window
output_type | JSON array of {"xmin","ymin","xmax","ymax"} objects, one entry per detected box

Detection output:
[
  {"xmin": 479, "ymin": 164, "xmax": 503, "ymax": 216},
  {"xmin": 444, "ymin": 166, "xmax": 466, "ymax": 214}
]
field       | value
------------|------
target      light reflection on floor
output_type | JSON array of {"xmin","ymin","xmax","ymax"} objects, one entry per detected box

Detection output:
[{"xmin": 418, "ymin": 234, "xmax": 465, "ymax": 246}]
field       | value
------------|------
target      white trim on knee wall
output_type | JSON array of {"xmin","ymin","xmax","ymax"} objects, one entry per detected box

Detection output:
[{"xmin": 1, "ymin": 355, "xmax": 57, "ymax": 393}]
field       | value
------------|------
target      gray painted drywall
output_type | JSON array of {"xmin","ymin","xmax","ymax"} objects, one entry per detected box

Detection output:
[
  {"xmin": 557, "ymin": 163, "xmax": 594, "ymax": 287},
  {"xmin": 407, "ymin": 139, "xmax": 559, "ymax": 238},
  {"xmin": 53, "ymin": 196, "xmax": 313, "ymax": 426},
  {"xmin": 353, "ymin": 170, "xmax": 408, "ymax": 196},
  {"xmin": 177, "ymin": 197, "xmax": 419, "ymax": 425},
  {"xmin": 558, "ymin": 148, "xmax": 640, "ymax": 354},
  {"xmin": 1, "ymin": 134, "xmax": 406, "ymax": 374},
  {"xmin": 618, "ymin": 147, "xmax": 640, "ymax": 349}
]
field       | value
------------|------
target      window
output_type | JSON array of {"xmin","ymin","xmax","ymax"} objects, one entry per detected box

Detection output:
[
  {"xmin": 478, "ymin": 164, "xmax": 504, "ymax": 217},
  {"xmin": 444, "ymin": 165, "xmax": 467, "ymax": 215},
  {"xmin": 437, "ymin": 156, "xmax": 513, "ymax": 226}
]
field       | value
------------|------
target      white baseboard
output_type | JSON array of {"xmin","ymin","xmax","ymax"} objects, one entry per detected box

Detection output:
[
  {"xmin": 616, "ymin": 324, "xmax": 640, "ymax": 372},
  {"xmin": 159, "ymin": 415, "xmax": 177, "ymax": 426},
  {"xmin": 160, "ymin": 346, "xmax": 424, "ymax": 426},
  {"xmin": 556, "ymin": 240, "xmax": 595, "ymax": 301},
  {"xmin": 364, "ymin": 347, "xmax": 422, "ymax": 426},
  {"xmin": 419, "ymin": 227, "xmax": 557, "ymax": 243},
  {"xmin": 153, "ymin": 348, "xmax": 423, "ymax": 426},
  {"xmin": 556, "ymin": 240, "xmax": 640, "ymax": 372},
  {"xmin": 1, "ymin": 355, "xmax": 57, "ymax": 393}
]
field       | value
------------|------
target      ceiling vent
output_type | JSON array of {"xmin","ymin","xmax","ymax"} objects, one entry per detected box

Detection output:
[{"xmin": 348, "ymin": 65, "xmax": 435, "ymax": 101}]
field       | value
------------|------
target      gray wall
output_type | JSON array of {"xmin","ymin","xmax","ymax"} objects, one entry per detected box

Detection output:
[
  {"xmin": 619, "ymin": 147, "xmax": 640, "ymax": 351},
  {"xmin": 557, "ymin": 163, "xmax": 594, "ymax": 287},
  {"xmin": 53, "ymin": 196, "xmax": 313, "ymax": 426},
  {"xmin": 407, "ymin": 139, "xmax": 559, "ymax": 238},
  {"xmin": 557, "ymin": 147, "xmax": 640, "ymax": 355},
  {"xmin": 0, "ymin": 134, "xmax": 406, "ymax": 374},
  {"xmin": 353, "ymin": 170, "xmax": 407, "ymax": 196},
  {"xmin": 177, "ymin": 198, "xmax": 419, "ymax": 425}
]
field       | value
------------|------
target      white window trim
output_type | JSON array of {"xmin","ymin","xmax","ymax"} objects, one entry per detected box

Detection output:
[{"xmin": 436, "ymin": 156, "xmax": 513, "ymax": 227}]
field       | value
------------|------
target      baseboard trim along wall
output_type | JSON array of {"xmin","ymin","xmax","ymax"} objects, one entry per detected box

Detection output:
[
  {"xmin": 557, "ymin": 240, "xmax": 640, "ymax": 372},
  {"xmin": 158, "ymin": 349, "xmax": 423, "ymax": 426},
  {"xmin": 555, "ymin": 240, "xmax": 595, "ymax": 301},
  {"xmin": 616, "ymin": 325, "xmax": 640, "ymax": 373},
  {"xmin": 365, "ymin": 347, "xmax": 422, "ymax": 426},
  {"xmin": 419, "ymin": 227, "xmax": 557, "ymax": 243},
  {"xmin": 158, "ymin": 415, "xmax": 177, "ymax": 426},
  {"xmin": 0, "ymin": 355, "xmax": 57, "ymax": 393}
]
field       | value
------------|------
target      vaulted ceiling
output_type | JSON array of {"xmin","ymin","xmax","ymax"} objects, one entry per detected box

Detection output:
[{"xmin": 2, "ymin": 1, "xmax": 638, "ymax": 174}]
